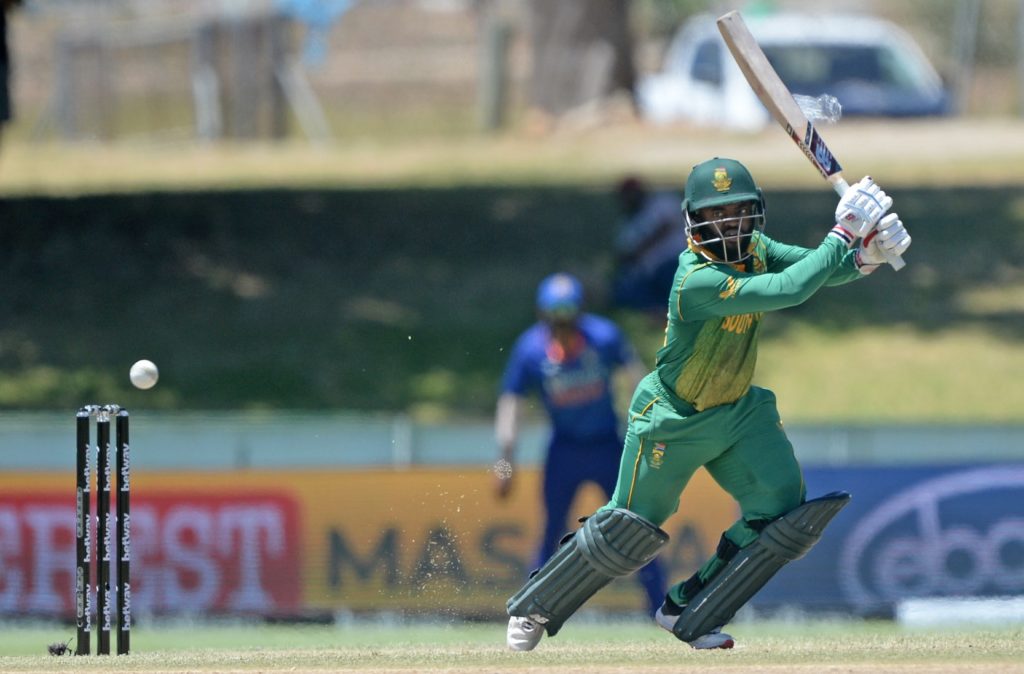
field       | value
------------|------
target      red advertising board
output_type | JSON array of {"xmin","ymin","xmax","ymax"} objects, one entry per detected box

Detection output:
[{"xmin": 0, "ymin": 488, "xmax": 301, "ymax": 616}]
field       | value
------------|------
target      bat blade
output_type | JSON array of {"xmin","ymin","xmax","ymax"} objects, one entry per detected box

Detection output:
[{"xmin": 716, "ymin": 10, "xmax": 904, "ymax": 270}]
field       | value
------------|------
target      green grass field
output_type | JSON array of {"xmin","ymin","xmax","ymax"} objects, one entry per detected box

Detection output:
[
  {"xmin": 2, "ymin": 179, "xmax": 1022, "ymax": 422},
  {"xmin": 1, "ymin": 619, "xmax": 1022, "ymax": 672},
  {"xmin": 1, "ymin": 120, "xmax": 1023, "ymax": 421}
]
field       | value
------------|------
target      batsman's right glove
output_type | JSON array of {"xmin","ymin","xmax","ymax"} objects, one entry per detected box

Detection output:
[{"xmin": 855, "ymin": 213, "xmax": 911, "ymax": 273}]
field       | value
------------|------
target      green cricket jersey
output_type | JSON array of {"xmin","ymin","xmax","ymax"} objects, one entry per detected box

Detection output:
[{"xmin": 656, "ymin": 232, "xmax": 862, "ymax": 412}]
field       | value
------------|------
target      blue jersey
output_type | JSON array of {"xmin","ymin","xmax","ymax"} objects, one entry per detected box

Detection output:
[{"xmin": 500, "ymin": 314, "xmax": 634, "ymax": 445}]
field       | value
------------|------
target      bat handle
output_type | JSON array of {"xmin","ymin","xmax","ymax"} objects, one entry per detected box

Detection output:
[
  {"xmin": 830, "ymin": 176, "xmax": 850, "ymax": 195},
  {"xmin": 829, "ymin": 175, "xmax": 906, "ymax": 271}
]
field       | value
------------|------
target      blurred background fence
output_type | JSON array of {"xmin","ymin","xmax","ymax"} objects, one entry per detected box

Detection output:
[{"xmin": 6, "ymin": 0, "xmax": 1024, "ymax": 144}]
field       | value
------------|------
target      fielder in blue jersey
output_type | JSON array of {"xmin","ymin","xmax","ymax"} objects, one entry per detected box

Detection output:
[{"xmin": 494, "ymin": 272, "xmax": 667, "ymax": 616}]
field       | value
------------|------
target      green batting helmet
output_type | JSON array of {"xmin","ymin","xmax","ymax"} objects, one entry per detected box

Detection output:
[
  {"xmin": 682, "ymin": 158, "xmax": 766, "ymax": 264},
  {"xmin": 682, "ymin": 157, "xmax": 764, "ymax": 214}
]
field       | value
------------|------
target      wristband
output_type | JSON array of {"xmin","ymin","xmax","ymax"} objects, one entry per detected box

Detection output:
[{"xmin": 828, "ymin": 224, "xmax": 857, "ymax": 248}]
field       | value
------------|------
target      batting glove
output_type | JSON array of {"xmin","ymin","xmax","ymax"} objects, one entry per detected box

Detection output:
[
  {"xmin": 855, "ymin": 213, "xmax": 912, "ymax": 274},
  {"xmin": 830, "ymin": 177, "xmax": 893, "ymax": 247}
]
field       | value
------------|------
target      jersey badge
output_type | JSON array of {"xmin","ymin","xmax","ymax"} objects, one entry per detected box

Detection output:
[{"xmin": 650, "ymin": 442, "xmax": 666, "ymax": 469}]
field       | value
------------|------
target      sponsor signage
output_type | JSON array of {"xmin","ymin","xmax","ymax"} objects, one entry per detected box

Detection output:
[
  {"xmin": 7, "ymin": 464, "xmax": 1021, "ymax": 617},
  {"xmin": 753, "ymin": 465, "xmax": 1024, "ymax": 612},
  {"xmin": 0, "ymin": 486, "xmax": 301, "ymax": 615},
  {"xmin": 0, "ymin": 469, "xmax": 735, "ymax": 617}
]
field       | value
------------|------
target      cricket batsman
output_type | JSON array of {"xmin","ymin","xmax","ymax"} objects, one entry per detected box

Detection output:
[{"xmin": 505, "ymin": 157, "xmax": 912, "ymax": 651}]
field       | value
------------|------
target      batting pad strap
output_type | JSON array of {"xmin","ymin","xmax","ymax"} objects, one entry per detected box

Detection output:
[
  {"xmin": 507, "ymin": 508, "xmax": 668, "ymax": 637},
  {"xmin": 672, "ymin": 491, "xmax": 851, "ymax": 643}
]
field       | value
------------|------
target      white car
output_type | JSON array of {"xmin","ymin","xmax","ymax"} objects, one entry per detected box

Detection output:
[{"xmin": 638, "ymin": 12, "xmax": 950, "ymax": 130}]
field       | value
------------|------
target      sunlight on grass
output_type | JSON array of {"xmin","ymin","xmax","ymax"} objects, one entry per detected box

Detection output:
[
  {"xmin": 956, "ymin": 282, "xmax": 1024, "ymax": 315},
  {"xmin": 758, "ymin": 325, "xmax": 1024, "ymax": 423}
]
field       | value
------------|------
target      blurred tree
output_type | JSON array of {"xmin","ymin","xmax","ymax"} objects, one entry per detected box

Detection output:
[
  {"xmin": 526, "ymin": 0, "xmax": 636, "ymax": 117},
  {"xmin": 0, "ymin": 0, "xmax": 22, "ymax": 155},
  {"xmin": 634, "ymin": 0, "xmax": 713, "ymax": 40}
]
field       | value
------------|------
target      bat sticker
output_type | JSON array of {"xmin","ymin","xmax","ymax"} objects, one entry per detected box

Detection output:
[{"xmin": 803, "ymin": 123, "xmax": 842, "ymax": 178}]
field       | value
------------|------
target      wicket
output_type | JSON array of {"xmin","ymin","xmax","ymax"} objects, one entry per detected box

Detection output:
[{"xmin": 75, "ymin": 404, "xmax": 131, "ymax": 656}]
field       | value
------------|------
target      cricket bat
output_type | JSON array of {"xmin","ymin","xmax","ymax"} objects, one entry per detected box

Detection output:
[{"xmin": 716, "ymin": 10, "xmax": 905, "ymax": 270}]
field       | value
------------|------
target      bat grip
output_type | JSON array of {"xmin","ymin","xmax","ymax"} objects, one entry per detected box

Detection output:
[{"xmin": 830, "ymin": 176, "xmax": 905, "ymax": 271}]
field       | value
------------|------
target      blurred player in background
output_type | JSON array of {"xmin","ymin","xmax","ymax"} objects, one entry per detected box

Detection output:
[
  {"xmin": 495, "ymin": 272, "xmax": 666, "ymax": 617},
  {"xmin": 506, "ymin": 158, "xmax": 912, "ymax": 651},
  {"xmin": 611, "ymin": 176, "xmax": 688, "ymax": 315}
]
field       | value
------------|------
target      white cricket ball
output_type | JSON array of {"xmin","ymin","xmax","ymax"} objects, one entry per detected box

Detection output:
[{"xmin": 130, "ymin": 359, "xmax": 159, "ymax": 390}]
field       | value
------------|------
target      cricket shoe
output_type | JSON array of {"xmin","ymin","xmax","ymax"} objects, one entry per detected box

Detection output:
[
  {"xmin": 655, "ymin": 599, "xmax": 735, "ymax": 650},
  {"xmin": 506, "ymin": 615, "xmax": 544, "ymax": 651}
]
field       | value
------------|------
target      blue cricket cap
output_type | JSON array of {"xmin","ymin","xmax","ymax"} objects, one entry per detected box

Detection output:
[{"xmin": 536, "ymin": 273, "xmax": 583, "ymax": 317}]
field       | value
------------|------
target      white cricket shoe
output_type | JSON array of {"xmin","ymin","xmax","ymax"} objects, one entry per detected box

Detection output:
[
  {"xmin": 655, "ymin": 604, "xmax": 735, "ymax": 650},
  {"xmin": 506, "ymin": 615, "xmax": 544, "ymax": 651}
]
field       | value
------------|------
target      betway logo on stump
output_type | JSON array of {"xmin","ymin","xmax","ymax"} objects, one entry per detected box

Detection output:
[{"xmin": 0, "ymin": 493, "xmax": 301, "ymax": 616}]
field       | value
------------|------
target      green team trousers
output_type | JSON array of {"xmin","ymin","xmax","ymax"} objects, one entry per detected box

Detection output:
[{"xmin": 603, "ymin": 371, "xmax": 806, "ymax": 607}]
